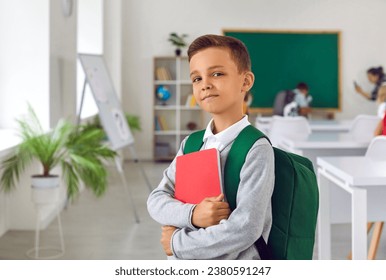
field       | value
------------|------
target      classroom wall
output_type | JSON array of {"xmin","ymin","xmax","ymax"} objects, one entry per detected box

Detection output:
[
  {"xmin": 0, "ymin": 0, "xmax": 49, "ymax": 129},
  {"xmin": 121, "ymin": 0, "xmax": 386, "ymax": 160}
]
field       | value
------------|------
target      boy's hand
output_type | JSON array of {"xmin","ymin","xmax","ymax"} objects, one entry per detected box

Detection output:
[
  {"xmin": 299, "ymin": 107, "xmax": 311, "ymax": 116},
  {"xmin": 192, "ymin": 194, "xmax": 231, "ymax": 228},
  {"xmin": 161, "ymin": 226, "xmax": 177, "ymax": 256}
]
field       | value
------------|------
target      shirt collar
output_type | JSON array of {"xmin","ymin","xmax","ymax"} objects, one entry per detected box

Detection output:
[{"xmin": 203, "ymin": 115, "xmax": 250, "ymax": 151}]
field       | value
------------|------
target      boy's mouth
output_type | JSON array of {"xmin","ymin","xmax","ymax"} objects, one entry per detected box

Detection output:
[{"xmin": 202, "ymin": 94, "xmax": 219, "ymax": 101}]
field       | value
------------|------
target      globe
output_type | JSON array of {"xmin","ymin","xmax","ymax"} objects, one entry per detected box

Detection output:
[{"xmin": 156, "ymin": 86, "xmax": 171, "ymax": 105}]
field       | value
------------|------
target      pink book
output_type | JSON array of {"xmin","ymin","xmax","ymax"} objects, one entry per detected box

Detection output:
[{"xmin": 175, "ymin": 148, "xmax": 222, "ymax": 204}]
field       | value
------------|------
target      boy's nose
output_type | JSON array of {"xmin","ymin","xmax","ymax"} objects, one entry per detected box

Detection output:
[{"xmin": 201, "ymin": 84, "xmax": 213, "ymax": 91}]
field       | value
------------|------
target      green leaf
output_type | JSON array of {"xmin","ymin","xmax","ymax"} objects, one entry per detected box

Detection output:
[
  {"xmin": 0, "ymin": 144, "xmax": 34, "ymax": 191},
  {"xmin": 168, "ymin": 33, "xmax": 188, "ymax": 48},
  {"xmin": 61, "ymin": 161, "xmax": 80, "ymax": 201}
]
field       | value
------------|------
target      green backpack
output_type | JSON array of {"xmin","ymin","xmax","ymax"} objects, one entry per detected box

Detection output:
[{"xmin": 183, "ymin": 125, "xmax": 319, "ymax": 260}]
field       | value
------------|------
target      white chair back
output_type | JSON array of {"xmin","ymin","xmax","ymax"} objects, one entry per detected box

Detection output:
[
  {"xmin": 365, "ymin": 136, "xmax": 386, "ymax": 160},
  {"xmin": 349, "ymin": 114, "xmax": 381, "ymax": 142},
  {"xmin": 268, "ymin": 116, "xmax": 311, "ymax": 147}
]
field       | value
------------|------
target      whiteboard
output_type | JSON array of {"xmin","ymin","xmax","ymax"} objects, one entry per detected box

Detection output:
[{"xmin": 78, "ymin": 53, "xmax": 134, "ymax": 150}]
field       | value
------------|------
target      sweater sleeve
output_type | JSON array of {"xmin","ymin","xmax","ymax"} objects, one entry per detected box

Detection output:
[
  {"xmin": 147, "ymin": 138, "xmax": 197, "ymax": 230},
  {"xmin": 171, "ymin": 138, "xmax": 274, "ymax": 259}
]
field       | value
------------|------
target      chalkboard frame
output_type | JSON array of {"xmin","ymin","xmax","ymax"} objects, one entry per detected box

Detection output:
[{"xmin": 223, "ymin": 29, "xmax": 341, "ymax": 114}]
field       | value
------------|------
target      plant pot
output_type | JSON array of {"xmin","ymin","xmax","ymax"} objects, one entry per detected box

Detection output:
[
  {"xmin": 31, "ymin": 175, "xmax": 60, "ymax": 189},
  {"xmin": 31, "ymin": 175, "xmax": 60, "ymax": 204},
  {"xmin": 175, "ymin": 48, "xmax": 181, "ymax": 56}
]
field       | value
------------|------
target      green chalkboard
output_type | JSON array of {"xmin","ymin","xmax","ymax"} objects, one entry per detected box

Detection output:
[{"xmin": 223, "ymin": 30, "xmax": 340, "ymax": 112}]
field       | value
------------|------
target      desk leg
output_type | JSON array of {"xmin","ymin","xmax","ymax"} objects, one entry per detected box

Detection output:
[
  {"xmin": 351, "ymin": 187, "xmax": 367, "ymax": 260},
  {"xmin": 318, "ymin": 169, "xmax": 331, "ymax": 259}
]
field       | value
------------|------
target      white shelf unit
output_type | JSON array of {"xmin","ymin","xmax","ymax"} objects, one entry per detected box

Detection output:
[{"xmin": 153, "ymin": 56, "xmax": 208, "ymax": 161}]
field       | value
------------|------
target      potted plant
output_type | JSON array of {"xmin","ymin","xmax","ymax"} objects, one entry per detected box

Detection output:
[
  {"xmin": 168, "ymin": 32, "xmax": 188, "ymax": 56},
  {"xmin": 0, "ymin": 105, "xmax": 117, "ymax": 201}
]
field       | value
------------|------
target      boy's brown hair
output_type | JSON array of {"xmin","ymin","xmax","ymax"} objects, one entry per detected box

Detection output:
[
  {"xmin": 187, "ymin": 34, "xmax": 251, "ymax": 73},
  {"xmin": 296, "ymin": 82, "xmax": 309, "ymax": 92}
]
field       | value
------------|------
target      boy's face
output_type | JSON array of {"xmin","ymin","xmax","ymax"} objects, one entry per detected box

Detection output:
[
  {"xmin": 189, "ymin": 47, "xmax": 253, "ymax": 117},
  {"xmin": 300, "ymin": 89, "xmax": 309, "ymax": 96}
]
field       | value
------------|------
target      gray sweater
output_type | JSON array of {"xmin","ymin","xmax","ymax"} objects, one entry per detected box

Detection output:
[{"xmin": 147, "ymin": 136, "xmax": 275, "ymax": 260}]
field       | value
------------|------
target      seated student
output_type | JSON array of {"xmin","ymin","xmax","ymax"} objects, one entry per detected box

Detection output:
[
  {"xmin": 355, "ymin": 66, "xmax": 386, "ymax": 101},
  {"xmin": 147, "ymin": 34, "xmax": 275, "ymax": 260},
  {"xmin": 283, "ymin": 82, "xmax": 312, "ymax": 117}
]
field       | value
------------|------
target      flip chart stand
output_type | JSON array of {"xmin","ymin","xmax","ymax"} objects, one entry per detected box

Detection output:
[{"xmin": 76, "ymin": 78, "xmax": 153, "ymax": 224}]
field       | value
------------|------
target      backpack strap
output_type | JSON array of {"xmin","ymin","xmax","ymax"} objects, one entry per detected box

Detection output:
[
  {"xmin": 183, "ymin": 129, "xmax": 206, "ymax": 154},
  {"xmin": 224, "ymin": 125, "xmax": 273, "ymax": 260},
  {"xmin": 224, "ymin": 125, "xmax": 266, "ymax": 211}
]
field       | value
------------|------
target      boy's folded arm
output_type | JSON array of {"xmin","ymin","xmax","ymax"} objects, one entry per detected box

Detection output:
[
  {"xmin": 147, "ymin": 168, "xmax": 198, "ymax": 230},
  {"xmin": 147, "ymin": 138, "xmax": 198, "ymax": 230},
  {"xmin": 171, "ymin": 140, "xmax": 275, "ymax": 259}
]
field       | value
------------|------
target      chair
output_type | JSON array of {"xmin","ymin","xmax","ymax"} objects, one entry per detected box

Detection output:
[
  {"xmin": 268, "ymin": 115, "xmax": 311, "ymax": 147},
  {"xmin": 348, "ymin": 136, "xmax": 386, "ymax": 260},
  {"xmin": 365, "ymin": 135, "xmax": 386, "ymax": 160},
  {"xmin": 273, "ymin": 90, "xmax": 294, "ymax": 116},
  {"xmin": 348, "ymin": 114, "xmax": 381, "ymax": 142},
  {"xmin": 366, "ymin": 136, "xmax": 386, "ymax": 259}
]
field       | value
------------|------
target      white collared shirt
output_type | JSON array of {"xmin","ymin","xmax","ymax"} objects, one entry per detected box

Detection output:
[{"xmin": 202, "ymin": 115, "xmax": 251, "ymax": 152}]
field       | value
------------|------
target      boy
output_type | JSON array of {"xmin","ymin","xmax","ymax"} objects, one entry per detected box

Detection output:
[
  {"xmin": 283, "ymin": 82, "xmax": 312, "ymax": 117},
  {"xmin": 147, "ymin": 34, "xmax": 274, "ymax": 260},
  {"xmin": 294, "ymin": 82, "xmax": 312, "ymax": 116}
]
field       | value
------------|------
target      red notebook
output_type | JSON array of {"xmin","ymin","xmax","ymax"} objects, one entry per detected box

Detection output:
[{"xmin": 175, "ymin": 148, "xmax": 222, "ymax": 204}]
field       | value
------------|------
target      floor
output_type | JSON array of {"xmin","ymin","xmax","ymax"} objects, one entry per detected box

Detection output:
[{"xmin": 0, "ymin": 160, "xmax": 385, "ymax": 260}]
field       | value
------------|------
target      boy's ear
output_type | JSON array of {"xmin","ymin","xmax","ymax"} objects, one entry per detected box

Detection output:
[{"xmin": 242, "ymin": 71, "xmax": 255, "ymax": 92}]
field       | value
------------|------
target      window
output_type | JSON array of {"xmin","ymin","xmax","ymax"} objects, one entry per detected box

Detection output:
[{"xmin": 77, "ymin": 0, "xmax": 103, "ymax": 119}]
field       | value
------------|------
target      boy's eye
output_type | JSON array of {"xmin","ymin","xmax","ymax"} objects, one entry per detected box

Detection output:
[
  {"xmin": 192, "ymin": 77, "xmax": 201, "ymax": 83},
  {"xmin": 213, "ymin": 72, "xmax": 223, "ymax": 77}
]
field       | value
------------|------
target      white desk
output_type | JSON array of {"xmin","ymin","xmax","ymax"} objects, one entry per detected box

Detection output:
[
  {"xmin": 255, "ymin": 117, "xmax": 351, "ymax": 134},
  {"xmin": 255, "ymin": 117, "xmax": 273, "ymax": 133},
  {"xmin": 317, "ymin": 156, "xmax": 386, "ymax": 260},
  {"xmin": 278, "ymin": 132, "xmax": 369, "ymax": 168},
  {"xmin": 308, "ymin": 119, "xmax": 351, "ymax": 132}
]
